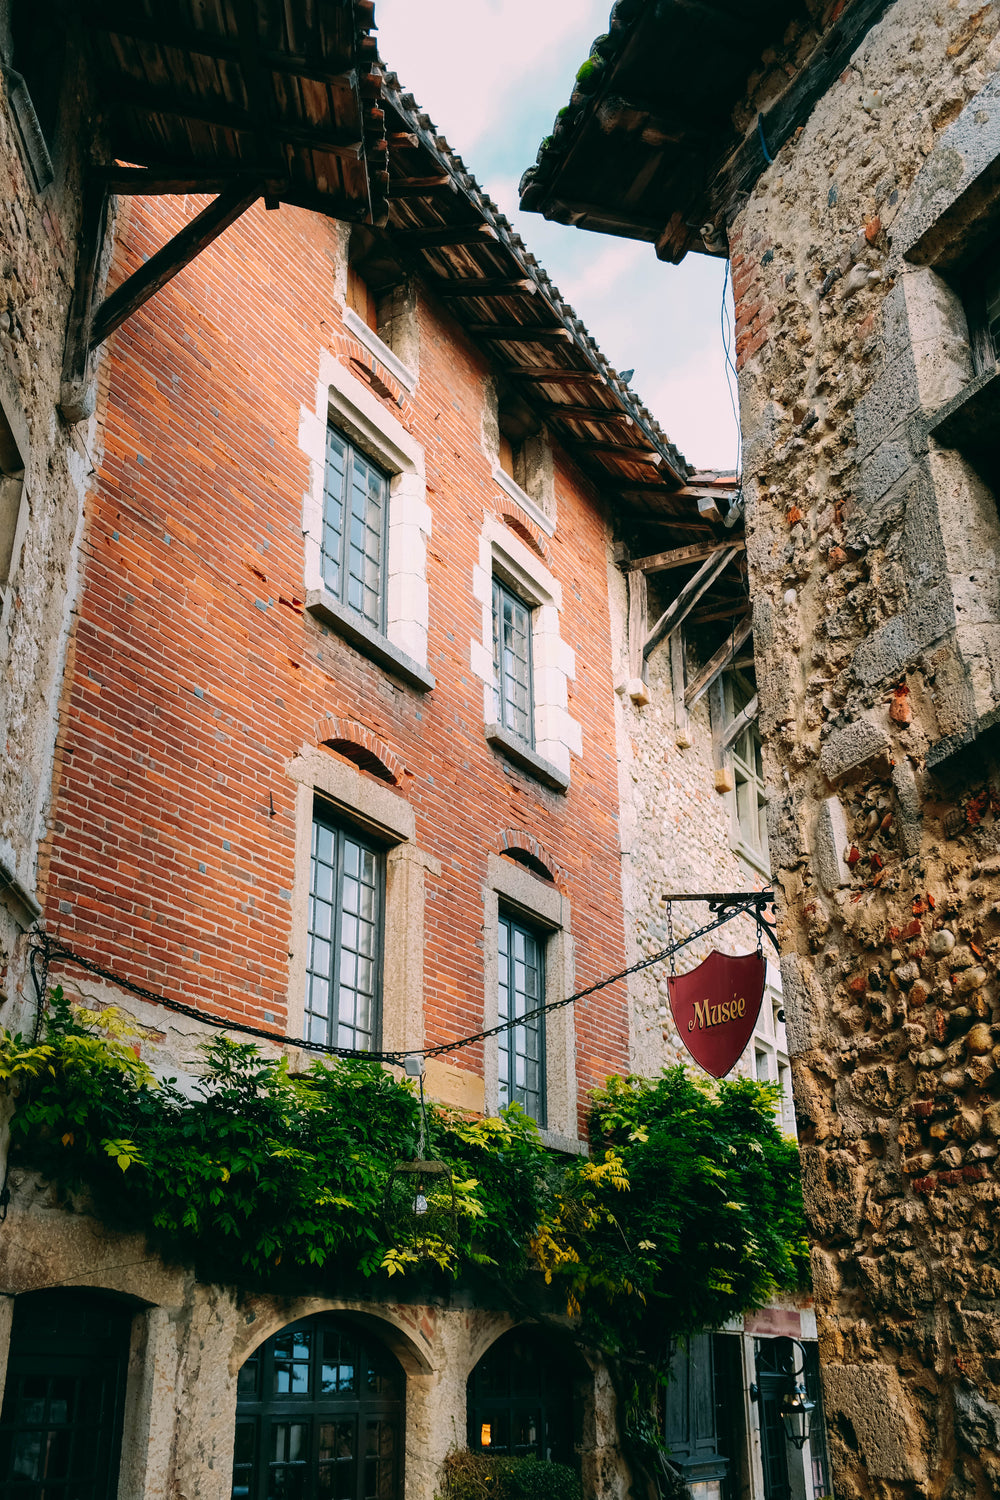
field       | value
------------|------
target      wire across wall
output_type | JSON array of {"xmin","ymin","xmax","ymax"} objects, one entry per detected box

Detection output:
[{"xmin": 26, "ymin": 897, "xmax": 773, "ymax": 1068}]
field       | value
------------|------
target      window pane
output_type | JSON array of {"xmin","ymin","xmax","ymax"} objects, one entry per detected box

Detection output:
[
  {"xmin": 323, "ymin": 428, "xmax": 386, "ymax": 627},
  {"xmin": 498, "ymin": 916, "xmax": 545, "ymax": 1125},
  {"xmin": 492, "ymin": 579, "xmax": 533, "ymax": 744},
  {"xmin": 306, "ymin": 818, "xmax": 382, "ymax": 1050}
]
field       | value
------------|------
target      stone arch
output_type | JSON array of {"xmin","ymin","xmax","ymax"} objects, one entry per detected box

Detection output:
[
  {"xmin": 464, "ymin": 1321, "xmax": 595, "ymax": 1469},
  {"xmin": 498, "ymin": 828, "xmax": 563, "ymax": 887},
  {"xmin": 232, "ymin": 1297, "xmax": 434, "ymax": 1378},
  {"xmin": 311, "ymin": 713, "xmax": 403, "ymax": 787},
  {"xmin": 497, "ymin": 506, "xmax": 549, "ymax": 560}
]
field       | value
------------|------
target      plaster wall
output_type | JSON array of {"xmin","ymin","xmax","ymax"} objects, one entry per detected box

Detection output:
[{"xmin": 728, "ymin": 1, "xmax": 1000, "ymax": 1493}]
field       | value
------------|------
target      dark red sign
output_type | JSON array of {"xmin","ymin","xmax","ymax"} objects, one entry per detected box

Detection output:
[{"xmin": 668, "ymin": 950, "xmax": 766, "ymax": 1079}]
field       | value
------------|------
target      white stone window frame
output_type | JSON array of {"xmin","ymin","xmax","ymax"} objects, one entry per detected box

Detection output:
[
  {"xmin": 482, "ymin": 853, "xmax": 580, "ymax": 1152},
  {"xmin": 471, "ymin": 517, "xmax": 580, "ymax": 792},
  {"xmin": 749, "ymin": 973, "xmax": 793, "ymax": 1136},
  {"xmin": 285, "ymin": 745, "xmax": 440, "ymax": 1057},
  {"xmin": 342, "ymin": 307, "xmax": 418, "ymax": 397},
  {"xmin": 299, "ymin": 352, "xmax": 433, "ymax": 693},
  {"xmin": 490, "ymin": 463, "xmax": 554, "ymax": 539},
  {"xmin": 714, "ymin": 670, "xmax": 770, "ymax": 878}
]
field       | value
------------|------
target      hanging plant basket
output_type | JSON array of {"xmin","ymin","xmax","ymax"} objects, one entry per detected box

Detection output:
[{"xmin": 383, "ymin": 1158, "xmax": 458, "ymax": 1259}]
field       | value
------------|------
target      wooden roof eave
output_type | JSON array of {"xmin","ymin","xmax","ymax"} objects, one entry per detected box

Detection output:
[{"xmin": 379, "ymin": 80, "xmax": 693, "ymax": 499}]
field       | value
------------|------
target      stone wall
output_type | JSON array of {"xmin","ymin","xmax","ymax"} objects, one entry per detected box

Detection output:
[
  {"xmin": 606, "ymin": 557, "xmax": 781, "ymax": 1080},
  {"xmin": 0, "ymin": 12, "xmax": 102, "ymax": 982},
  {"xmin": 730, "ymin": 1, "xmax": 1000, "ymax": 1492}
]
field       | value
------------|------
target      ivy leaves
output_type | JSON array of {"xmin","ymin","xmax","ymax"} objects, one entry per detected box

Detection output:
[{"xmin": 2, "ymin": 997, "xmax": 807, "ymax": 1358}]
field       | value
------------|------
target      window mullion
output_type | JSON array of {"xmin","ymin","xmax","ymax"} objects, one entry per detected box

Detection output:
[{"xmin": 331, "ymin": 826, "xmax": 345, "ymax": 1049}]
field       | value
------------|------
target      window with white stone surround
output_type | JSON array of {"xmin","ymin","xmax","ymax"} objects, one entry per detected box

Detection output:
[
  {"xmin": 299, "ymin": 350, "xmax": 433, "ymax": 693},
  {"xmin": 471, "ymin": 517, "xmax": 580, "ymax": 791}
]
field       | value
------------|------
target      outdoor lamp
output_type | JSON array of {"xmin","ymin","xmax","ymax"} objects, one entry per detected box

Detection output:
[{"xmin": 779, "ymin": 1383, "xmax": 816, "ymax": 1449}]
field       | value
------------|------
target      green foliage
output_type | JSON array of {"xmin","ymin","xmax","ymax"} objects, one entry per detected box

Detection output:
[
  {"xmin": 2, "ymin": 995, "xmax": 807, "ymax": 1356},
  {"xmin": 436, "ymin": 1450, "xmax": 581, "ymax": 1500}
]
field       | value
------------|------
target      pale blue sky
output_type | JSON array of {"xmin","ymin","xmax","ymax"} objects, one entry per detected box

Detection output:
[{"xmin": 376, "ymin": 0, "xmax": 737, "ymax": 472}]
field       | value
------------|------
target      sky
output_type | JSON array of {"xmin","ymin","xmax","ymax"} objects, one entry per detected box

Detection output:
[{"xmin": 375, "ymin": 0, "xmax": 738, "ymax": 472}]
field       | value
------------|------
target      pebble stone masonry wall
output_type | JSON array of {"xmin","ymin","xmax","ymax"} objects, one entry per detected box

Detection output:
[{"xmin": 729, "ymin": 2, "xmax": 1000, "ymax": 1494}]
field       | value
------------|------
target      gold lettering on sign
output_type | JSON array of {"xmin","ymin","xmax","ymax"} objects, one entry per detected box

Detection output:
[{"xmin": 688, "ymin": 996, "xmax": 747, "ymax": 1032}]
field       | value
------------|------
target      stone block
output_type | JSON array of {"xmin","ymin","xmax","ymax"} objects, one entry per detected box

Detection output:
[
  {"xmin": 814, "ymin": 795, "xmax": 851, "ymax": 890},
  {"xmin": 854, "ymin": 348, "xmax": 920, "ymax": 462},
  {"xmin": 851, "ymin": 587, "xmax": 955, "ymax": 687},
  {"xmin": 779, "ymin": 953, "xmax": 827, "ymax": 1055},
  {"xmin": 821, "ymin": 1363, "xmax": 925, "ymax": 1483},
  {"xmin": 819, "ymin": 720, "xmax": 892, "ymax": 784},
  {"xmin": 424, "ymin": 1059, "xmax": 485, "ymax": 1113}
]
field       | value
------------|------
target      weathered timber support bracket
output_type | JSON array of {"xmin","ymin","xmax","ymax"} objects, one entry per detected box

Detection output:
[{"xmin": 60, "ymin": 177, "xmax": 261, "ymax": 424}]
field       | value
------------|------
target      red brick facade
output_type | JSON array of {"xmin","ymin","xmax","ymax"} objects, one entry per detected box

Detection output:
[{"xmin": 40, "ymin": 194, "xmax": 630, "ymax": 1122}]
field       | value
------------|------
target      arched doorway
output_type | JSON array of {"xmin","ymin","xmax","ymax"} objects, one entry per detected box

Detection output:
[
  {"xmin": 232, "ymin": 1313, "xmax": 404, "ymax": 1500},
  {"xmin": 0, "ymin": 1288, "xmax": 133, "ymax": 1500},
  {"xmin": 466, "ymin": 1326, "xmax": 574, "ymax": 1466}
]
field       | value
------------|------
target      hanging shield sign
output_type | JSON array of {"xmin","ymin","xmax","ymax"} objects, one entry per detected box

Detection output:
[{"xmin": 668, "ymin": 950, "xmax": 766, "ymax": 1079}]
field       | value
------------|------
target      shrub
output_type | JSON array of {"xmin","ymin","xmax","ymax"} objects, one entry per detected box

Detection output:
[{"xmin": 436, "ymin": 1450, "xmax": 581, "ymax": 1500}]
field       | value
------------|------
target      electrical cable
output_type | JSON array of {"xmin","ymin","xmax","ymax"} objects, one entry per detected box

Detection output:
[
  {"xmin": 27, "ymin": 898, "xmax": 769, "ymax": 1070},
  {"xmin": 719, "ymin": 260, "xmax": 742, "ymax": 484}
]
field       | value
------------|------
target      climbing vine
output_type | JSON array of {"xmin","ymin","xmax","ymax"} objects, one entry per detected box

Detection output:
[{"xmin": 0, "ymin": 991, "xmax": 808, "ymax": 1357}]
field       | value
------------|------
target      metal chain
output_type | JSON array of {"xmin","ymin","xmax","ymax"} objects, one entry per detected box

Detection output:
[
  {"xmin": 27, "ymin": 901, "xmax": 767, "ymax": 1068},
  {"xmin": 666, "ymin": 901, "xmax": 676, "ymax": 978}
]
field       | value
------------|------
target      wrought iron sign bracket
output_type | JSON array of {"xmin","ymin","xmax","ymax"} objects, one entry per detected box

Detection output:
[{"xmin": 663, "ymin": 889, "xmax": 779, "ymax": 955}]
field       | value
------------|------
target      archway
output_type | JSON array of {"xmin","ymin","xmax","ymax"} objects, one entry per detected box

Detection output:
[
  {"xmin": 0, "ymin": 1288, "xmax": 135, "ymax": 1500},
  {"xmin": 233, "ymin": 1312, "xmax": 404, "ymax": 1499},
  {"xmin": 466, "ymin": 1325, "xmax": 576, "ymax": 1466}
]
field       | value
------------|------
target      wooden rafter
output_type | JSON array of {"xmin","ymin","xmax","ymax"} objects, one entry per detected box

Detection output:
[
  {"xmin": 719, "ymin": 694, "xmax": 759, "ymax": 752},
  {"xmin": 627, "ymin": 538, "xmax": 745, "ymax": 574},
  {"xmin": 435, "ymin": 278, "xmax": 538, "ymax": 297},
  {"xmin": 684, "ymin": 616, "xmax": 754, "ymax": 708},
  {"xmin": 541, "ymin": 402, "xmax": 633, "ymax": 423},
  {"xmin": 643, "ymin": 545, "xmax": 741, "ymax": 658},
  {"xmin": 90, "ymin": 181, "xmax": 261, "ymax": 350}
]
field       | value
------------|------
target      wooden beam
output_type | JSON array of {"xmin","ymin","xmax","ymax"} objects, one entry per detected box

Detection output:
[
  {"xmin": 87, "ymin": 10, "xmax": 358, "ymax": 87},
  {"xmin": 627, "ymin": 569, "xmax": 647, "ymax": 682},
  {"xmin": 690, "ymin": 601, "xmax": 752, "ymax": 625},
  {"xmin": 434, "ymin": 278, "xmax": 538, "ymax": 297},
  {"xmin": 542, "ymin": 403, "xmax": 633, "ymax": 424},
  {"xmin": 684, "ymin": 615, "xmax": 753, "ymax": 709},
  {"xmin": 386, "ymin": 176, "xmax": 456, "ymax": 197},
  {"xmin": 94, "ymin": 166, "xmax": 244, "ymax": 195},
  {"xmin": 670, "ymin": 629, "xmax": 692, "ymax": 746},
  {"xmin": 464, "ymin": 324, "xmax": 573, "ymax": 343},
  {"xmin": 568, "ymin": 441, "xmax": 662, "ymax": 464},
  {"xmin": 90, "ymin": 182, "xmax": 260, "ymax": 349},
  {"xmin": 505, "ymin": 365, "xmax": 606, "ymax": 383},
  {"xmin": 59, "ymin": 180, "xmax": 110, "ymax": 422},
  {"xmin": 720, "ymin": 694, "xmax": 759, "ymax": 753},
  {"xmin": 643, "ymin": 545, "xmax": 741, "ymax": 658},
  {"xmin": 627, "ymin": 539, "xmax": 745, "ymax": 574},
  {"xmin": 105, "ymin": 77, "xmax": 364, "ymax": 159},
  {"xmin": 395, "ymin": 223, "xmax": 498, "ymax": 246},
  {"xmin": 706, "ymin": 0, "xmax": 895, "ymax": 219}
]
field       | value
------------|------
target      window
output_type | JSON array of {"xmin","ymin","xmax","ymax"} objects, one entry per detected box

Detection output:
[
  {"xmin": 322, "ymin": 429, "xmax": 390, "ymax": 633},
  {"xmin": 964, "ymin": 240, "xmax": 1000, "ymax": 376},
  {"xmin": 305, "ymin": 809, "xmax": 384, "ymax": 1050},
  {"xmin": 467, "ymin": 1328, "xmax": 574, "ymax": 1465},
  {"xmin": 493, "ymin": 577, "xmax": 533, "ymax": 745},
  {"xmin": 498, "ymin": 911, "xmax": 546, "ymax": 1124},
  {"xmin": 722, "ymin": 668, "xmax": 768, "ymax": 866},
  {"xmin": 233, "ymin": 1314, "xmax": 404, "ymax": 1500},
  {"xmin": 0, "ymin": 1290, "xmax": 132, "ymax": 1500}
]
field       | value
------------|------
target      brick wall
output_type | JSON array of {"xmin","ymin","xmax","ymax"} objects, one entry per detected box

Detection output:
[{"xmin": 39, "ymin": 192, "xmax": 630, "ymax": 1122}]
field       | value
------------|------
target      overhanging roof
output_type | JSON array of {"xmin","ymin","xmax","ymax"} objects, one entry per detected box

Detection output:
[
  {"xmin": 520, "ymin": 0, "xmax": 891, "ymax": 263},
  {"xmin": 377, "ymin": 73, "xmax": 736, "ymax": 541},
  {"xmin": 85, "ymin": 0, "xmax": 387, "ymax": 223}
]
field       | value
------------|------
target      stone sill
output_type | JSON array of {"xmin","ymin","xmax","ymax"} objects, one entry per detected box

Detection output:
[
  {"xmin": 928, "ymin": 365, "xmax": 1000, "ymax": 452},
  {"xmin": 733, "ymin": 838, "xmax": 771, "ymax": 880},
  {"xmin": 342, "ymin": 308, "xmax": 417, "ymax": 395},
  {"xmin": 484, "ymin": 722, "xmax": 569, "ymax": 792},
  {"xmin": 305, "ymin": 590, "xmax": 435, "ymax": 693},
  {"xmin": 536, "ymin": 1127, "xmax": 587, "ymax": 1157}
]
